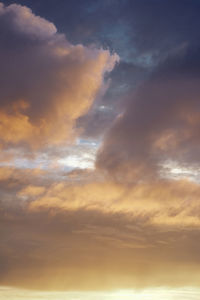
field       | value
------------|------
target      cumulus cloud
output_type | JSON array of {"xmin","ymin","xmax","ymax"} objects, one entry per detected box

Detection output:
[
  {"xmin": 97, "ymin": 44, "xmax": 200, "ymax": 181},
  {"xmin": 0, "ymin": 2, "xmax": 118, "ymax": 148}
]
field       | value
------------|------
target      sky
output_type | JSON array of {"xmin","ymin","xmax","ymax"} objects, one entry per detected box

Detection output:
[{"xmin": 1, "ymin": 0, "xmax": 200, "ymax": 299}]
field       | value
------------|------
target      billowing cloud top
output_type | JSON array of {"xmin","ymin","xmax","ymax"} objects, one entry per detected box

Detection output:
[{"xmin": 0, "ymin": 2, "xmax": 118, "ymax": 147}]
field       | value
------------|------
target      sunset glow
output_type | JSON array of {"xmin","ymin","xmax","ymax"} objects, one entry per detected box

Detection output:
[
  {"xmin": 1, "ymin": 1, "xmax": 200, "ymax": 299},
  {"xmin": 1, "ymin": 287, "xmax": 200, "ymax": 300}
]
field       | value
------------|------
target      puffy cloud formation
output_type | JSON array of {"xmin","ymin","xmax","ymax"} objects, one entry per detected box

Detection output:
[
  {"xmin": 97, "ymin": 45, "xmax": 200, "ymax": 181},
  {"xmin": 0, "ymin": 2, "xmax": 118, "ymax": 147}
]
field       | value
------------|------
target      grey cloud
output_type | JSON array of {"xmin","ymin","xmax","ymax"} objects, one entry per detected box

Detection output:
[{"xmin": 97, "ymin": 44, "xmax": 200, "ymax": 181}]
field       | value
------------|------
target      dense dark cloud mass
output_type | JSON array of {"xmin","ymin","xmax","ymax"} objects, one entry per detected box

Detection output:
[{"xmin": 97, "ymin": 39, "xmax": 200, "ymax": 181}]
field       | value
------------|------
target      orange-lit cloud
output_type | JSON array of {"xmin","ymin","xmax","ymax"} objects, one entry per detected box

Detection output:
[
  {"xmin": 1, "ymin": 187, "xmax": 200, "ymax": 291},
  {"xmin": 0, "ymin": 3, "xmax": 118, "ymax": 148},
  {"xmin": 1, "ymin": 161, "xmax": 200, "ymax": 290},
  {"xmin": 27, "ymin": 177, "xmax": 200, "ymax": 227}
]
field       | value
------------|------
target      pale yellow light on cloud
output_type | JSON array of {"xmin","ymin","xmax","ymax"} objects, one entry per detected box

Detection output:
[{"xmin": 28, "ymin": 177, "xmax": 200, "ymax": 227}]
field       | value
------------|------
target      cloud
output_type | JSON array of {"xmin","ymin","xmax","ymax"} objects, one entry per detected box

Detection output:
[
  {"xmin": 96, "ymin": 44, "xmax": 200, "ymax": 181},
  {"xmin": 0, "ymin": 2, "xmax": 119, "ymax": 148},
  {"xmin": 0, "ymin": 156, "xmax": 200, "ymax": 290},
  {"xmin": 2, "ymin": 0, "xmax": 200, "ymax": 293},
  {"xmin": 27, "ymin": 176, "xmax": 200, "ymax": 228},
  {"xmin": 18, "ymin": 185, "xmax": 46, "ymax": 198},
  {"xmin": 1, "ymin": 159, "xmax": 200, "ymax": 290},
  {"xmin": 1, "ymin": 200, "xmax": 200, "ymax": 290}
]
